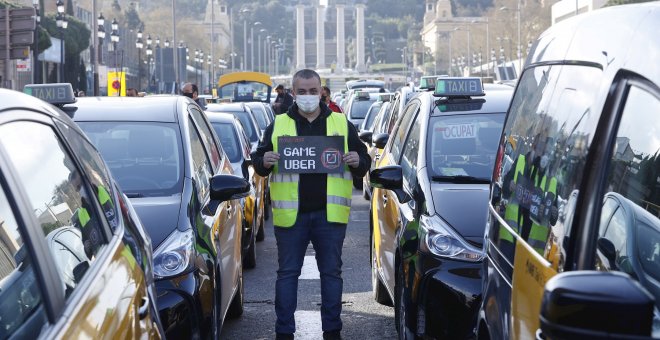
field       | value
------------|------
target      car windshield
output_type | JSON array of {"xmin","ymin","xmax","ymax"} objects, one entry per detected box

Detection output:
[
  {"xmin": 230, "ymin": 111, "xmax": 258, "ymax": 143},
  {"xmin": 212, "ymin": 123, "xmax": 242, "ymax": 163},
  {"xmin": 248, "ymin": 104, "xmax": 268, "ymax": 130},
  {"xmin": 427, "ymin": 113, "xmax": 505, "ymax": 181},
  {"xmin": 350, "ymin": 99, "xmax": 376, "ymax": 119},
  {"xmin": 219, "ymin": 81, "xmax": 270, "ymax": 102},
  {"xmin": 77, "ymin": 122, "xmax": 183, "ymax": 197},
  {"xmin": 363, "ymin": 102, "xmax": 383, "ymax": 130}
]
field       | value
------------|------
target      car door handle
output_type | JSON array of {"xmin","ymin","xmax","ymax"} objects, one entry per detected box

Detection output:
[
  {"xmin": 383, "ymin": 194, "xmax": 388, "ymax": 206},
  {"xmin": 138, "ymin": 295, "xmax": 150, "ymax": 320},
  {"xmin": 375, "ymin": 154, "xmax": 381, "ymax": 161}
]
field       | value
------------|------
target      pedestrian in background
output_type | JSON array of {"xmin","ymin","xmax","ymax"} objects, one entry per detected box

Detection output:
[
  {"xmin": 322, "ymin": 86, "xmax": 342, "ymax": 113},
  {"xmin": 126, "ymin": 88, "xmax": 138, "ymax": 97},
  {"xmin": 273, "ymin": 84, "xmax": 294, "ymax": 115},
  {"xmin": 253, "ymin": 69, "xmax": 370, "ymax": 340},
  {"xmin": 181, "ymin": 83, "xmax": 207, "ymax": 110}
]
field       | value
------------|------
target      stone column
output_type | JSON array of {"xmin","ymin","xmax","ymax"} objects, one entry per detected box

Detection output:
[
  {"xmin": 316, "ymin": 5, "xmax": 326, "ymax": 69},
  {"xmin": 296, "ymin": 4, "xmax": 306, "ymax": 70},
  {"xmin": 335, "ymin": 4, "xmax": 345, "ymax": 74},
  {"xmin": 355, "ymin": 4, "xmax": 366, "ymax": 73}
]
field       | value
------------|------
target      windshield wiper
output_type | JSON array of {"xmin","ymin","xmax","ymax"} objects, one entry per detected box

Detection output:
[
  {"xmin": 124, "ymin": 192, "xmax": 144, "ymax": 198},
  {"xmin": 431, "ymin": 175, "xmax": 490, "ymax": 184}
]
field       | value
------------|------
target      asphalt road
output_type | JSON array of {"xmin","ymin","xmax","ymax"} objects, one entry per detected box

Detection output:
[{"xmin": 221, "ymin": 189, "xmax": 397, "ymax": 339}]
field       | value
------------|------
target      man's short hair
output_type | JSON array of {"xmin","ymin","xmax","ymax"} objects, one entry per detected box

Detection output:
[
  {"xmin": 322, "ymin": 86, "xmax": 331, "ymax": 95},
  {"xmin": 292, "ymin": 69, "xmax": 321, "ymax": 88},
  {"xmin": 275, "ymin": 84, "xmax": 285, "ymax": 90},
  {"xmin": 181, "ymin": 83, "xmax": 198, "ymax": 94}
]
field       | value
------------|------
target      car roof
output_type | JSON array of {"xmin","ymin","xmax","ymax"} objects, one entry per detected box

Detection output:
[
  {"xmin": 425, "ymin": 84, "xmax": 514, "ymax": 116},
  {"xmin": 207, "ymin": 102, "xmax": 246, "ymax": 112},
  {"xmin": 205, "ymin": 111, "xmax": 238, "ymax": 124},
  {"xmin": 69, "ymin": 96, "xmax": 182, "ymax": 122},
  {"xmin": 0, "ymin": 88, "xmax": 72, "ymax": 120},
  {"xmin": 529, "ymin": 3, "xmax": 659, "ymax": 85}
]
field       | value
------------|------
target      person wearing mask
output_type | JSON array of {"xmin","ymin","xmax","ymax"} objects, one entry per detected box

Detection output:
[
  {"xmin": 322, "ymin": 86, "xmax": 342, "ymax": 113},
  {"xmin": 181, "ymin": 83, "xmax": 207, "ymax": 110},
  {"xmin": 253, "ymin": 69, "xmax": 370, "ymax": 340},
  {"xmin": 273, "ymin": 84, "xmax": 294, "ymax": 115}
]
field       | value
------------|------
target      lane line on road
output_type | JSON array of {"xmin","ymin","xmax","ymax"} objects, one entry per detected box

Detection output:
[
  {"xmin": 295, "ymin": 310, "xmax": 323, "ymax": 339},
  {"xmin": 300, "ymin": 255, "xmax": 320, "ymax": 280}
]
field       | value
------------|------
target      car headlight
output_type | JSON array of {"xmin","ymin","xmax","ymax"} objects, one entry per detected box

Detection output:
[
  {"xmin": 420, "ymin": 215, "xmax": 484, "ymax": 262},
  {"xmin": 153, "ymin": 228, "xmax": 195, "ymax": 279}
]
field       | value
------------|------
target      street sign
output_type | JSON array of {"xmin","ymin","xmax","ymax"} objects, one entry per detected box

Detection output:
[
  {"xmin": 0, "ymin": 17, "xmax": 36, "ymax": 34},
  {"xmin": 16, "ymin": 58, "xmax": 31, "ymax": 72},
  {"xmin": 0, "ymin": 7, "xmax": 36, "ymax": 19},
  {"xmin": 0, "ymin": 31, "xmax": 34, "ymax": 47},
  {"xmin": 277, "ymin": 136, "xmax": 345, "ymax": 174},
  {"xmin": 0, "ymin": 47, "xmax": 29, "ymax": 60}
]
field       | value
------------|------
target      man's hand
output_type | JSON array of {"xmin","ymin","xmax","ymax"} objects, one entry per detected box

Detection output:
[
  {"xmin": 263, "ymin": 151, "xmax": 280, "ymax": 169},
  {"xmin": 343, "ymin": 151, "xmax": 360, "ymax": 168}
]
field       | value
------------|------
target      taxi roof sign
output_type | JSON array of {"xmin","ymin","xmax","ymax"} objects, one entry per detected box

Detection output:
[
  {"xmin": 434, "ymin": 77, "xmax": 484, "ymax": 97},
  {"xmin": 356, "ymin": 91, "xmax": 371, "ymax": 100},
  {"xmin": 24, "ymin": 83, "xmax": 76, "ymax": 106},
  {"xmin": 378, "ymin": 93, "xmax": 393, "ymax": 102}
]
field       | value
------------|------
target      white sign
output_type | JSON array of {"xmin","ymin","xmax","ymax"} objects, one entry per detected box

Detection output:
[
  {"xmin": 98, "ymin": 65, "xmax": 108, "ymax": 86},
  {"xmin": 39, "ymin": 37, "xmax": 63, "ymax": 63},
  {"xmin": 16, "ymin": 58, "xmax": 31, "ymax": 72},
  {"xmin": 440, "ymin": 124, "xmax": 476, "ymax": 139}
]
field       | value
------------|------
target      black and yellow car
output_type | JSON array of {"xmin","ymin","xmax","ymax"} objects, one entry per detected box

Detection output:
[
  {"xmin": 0, "ymin": 84, "xmax": 162, "ymax": 338},
  {"xmin": 370, "ymin": 77, "xmax": 513, "ymax": 339},
  {"xmin": 478, "ymin": 4, "xmax": 660, "ymax": 339},
  {"xmin": 71, "ymin": 95, "xmax": 250, "ymax": 339}
]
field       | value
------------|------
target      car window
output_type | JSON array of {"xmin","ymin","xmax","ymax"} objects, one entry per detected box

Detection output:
[
  {"xmin": 249, "ymin": 104, "xmax": 268, "ymax": 129},
  {"xmin": 212, "ymin": 122, "xmax": 242, "ymax": 163},
  {"xmin": 390, "ymin": 102, "xmax": 419, "ymax": 162},
  {"xmin": 77, "ymin": 122, "xmax": 184, "ymax": 197},
  {"xmin": 599, "ymin": 197, "xmax": 618, "ymax": 237},
  {"xmin": 428, "ymin": 113, "xmax": 504, "ymax": 180},
  {"xmin": 363, "ymin": 102, "xmax": 383, "ymax": 130},
  {"xmin": 188, "ymin": 117, "xmax": 213, "ymax": 199},
  {"xmin": 349, "ymin": 99, "xmax": 376, "ymax": 119},
  {"xmin": 0, "ymin": 121, "xmax": 109, "ymax": 298},
  {"xmin": 56, "ymin": 121, "xmax": 119, "ymax": 231},
  {"xmin": 190, "ymin": 107, "xmax": 222, "ymax": 171},
  {"xmin": 400, "ymin": 113, "xmax": 422, "ymax": 189},
  {"xmin": 490, "ymin": 64, "xmax": 603, "ymax": 266},
  {"xmin": 386, "ymin": 96, "xmax": 402, "ymax": 134},
  {"xmin": 598, "ymin": 85, "xmax": 660, "ymax": 291},
  {"xmin": 232, "ymin": 111, "xmax": 258, "ymax": 143},
  {"xmin": 0, "ymin": 186, "xmax": 45, "ymax": 339}
]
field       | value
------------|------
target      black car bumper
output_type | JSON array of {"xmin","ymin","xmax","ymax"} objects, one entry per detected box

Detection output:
[
  {"xmin": 155, "ymin": 270, "xmax": 212, "ymax": 339},
  {"xmin": 414, "ymin": 255, "xmax": 482, "ymax": 339}
]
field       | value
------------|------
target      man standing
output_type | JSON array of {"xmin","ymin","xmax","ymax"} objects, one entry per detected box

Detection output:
[
  {"xmin": 253, "ymin": 69, "xmax": 370, "ymax": 340},
  {"xmin": 322, "ymin": 86, "xmax": 343, "ymax": 113},
  {"xmin": 181, "ymin": 83, "xmax": 207, "ymax": 110},
  {"xmin": 273, "ymin": 84, "xmax": 294, "ymax": 115}
]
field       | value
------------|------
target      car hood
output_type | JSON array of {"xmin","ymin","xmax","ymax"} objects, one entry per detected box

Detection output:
[
  {"xmin": 129, "ymin": 194, "xmax": 183, "ymax": 249},
  {"xmin": 430, "ymin": 183, "xmax": 490, "ymax": 238}
]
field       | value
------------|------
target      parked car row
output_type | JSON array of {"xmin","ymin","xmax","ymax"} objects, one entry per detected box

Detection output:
[
  {"xmin": 6, "ymin": 77, "xmax": 278, "ymax": 339},
  {"xmin": 364, "ymin": 3, "xmax": 660, "ymax": 340}
]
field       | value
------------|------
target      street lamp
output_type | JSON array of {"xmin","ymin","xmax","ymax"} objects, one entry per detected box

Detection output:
[
  {"xmin": 32, "ymin": 0, "xmax": 40, "ymax": 83},
  {"xmin": 240, "ymin": 7, "xmax": 250, "ymax": 71},
  {"xmin": 500, "ymin": 2, "xmax": 522, "ymax": 72},
  {"xmin": 164, "ymin": 39, "xmax": 170, "ymax": 48},
  {"xmin": 454, "ymin": 26, "xmax": 470, "ymax": 75},
  {"xmin": 194, "ymin": 49, "xmax": 200, "ymax": 85},
  {"xmin": 136, "ymin": 30, "xmax": 143, "ymax": 91},
  {"xmin": 55, "ymin": 9, "xmax": 67, "ymax": 83},
  {"xmin": 258, "ymin": 28, "xmax": 266, "ymax": 72},
  {"xmin": 110, "ymin": 19, "xmax": 119, "ymax": 74},
  {"xmin": 146, "ymin": 38, "xmax": 153, "ymax": 92}
]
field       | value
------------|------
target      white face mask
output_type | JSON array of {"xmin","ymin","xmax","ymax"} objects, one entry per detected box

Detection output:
[
  {"xmin": 296, "ymin": 95, "xmax": 320, "ymax": 113},
  {"xmin": 540, "ymin": 155, "xmax": 549, "ymax": 169}
]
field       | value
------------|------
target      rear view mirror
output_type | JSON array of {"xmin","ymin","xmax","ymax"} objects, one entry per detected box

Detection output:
[
  {"xmin": 210, "ymin": 174, "xmax": 251, "ymax": 202},
  {"xmin": 359, "ymin": 130, "xmax": 373, "ymax": 145},
  {"xmin": 539, "ymin": 271, "xmax": 655, "ymax": 339},
  {"xmin": 372, "ymin": 133, "xmax": 389, "ymax": 149},
  {"xmin": 370, "ymin": 165, "xmax": 411, "ymax": 203},
  {"xmin": 597, "ymin": 237, "xmax": 616, "ymax": 266}
]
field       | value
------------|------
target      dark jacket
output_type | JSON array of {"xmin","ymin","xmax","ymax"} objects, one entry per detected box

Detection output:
[
  {"xmin": 253, "ymin": 102, "xmax": 371, "ymax": 214},
  {"xmin": 274, "ymin": 92, "xmax": 294, "ymax": 115}
]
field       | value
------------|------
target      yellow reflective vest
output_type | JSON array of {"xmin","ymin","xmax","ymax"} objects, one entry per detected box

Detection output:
[{"xmin": 270, "ymin": 112, "xmax": 353, "ymax": 227}]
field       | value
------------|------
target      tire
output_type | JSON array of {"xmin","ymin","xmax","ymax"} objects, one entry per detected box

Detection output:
[
  {"xmin": 226, "ymin": 270, "xmax": 244, "ymax": 319},
  {"xmin": 243, "ymin": 219, "xmax": 257, "ymax": 269},
  {"xmin": 372, "ymin": 212, "xmax": 393, "ymax": 306},
  {"xmin": 396, "ymin": 260, "xmax": 416, "ymax": 339}
]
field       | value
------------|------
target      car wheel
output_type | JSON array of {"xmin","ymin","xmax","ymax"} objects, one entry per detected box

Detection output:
[
  {"xmin": 256, "ymin": 207, "xmax": 265, "ymax": 242},
  {"xmin": 209, "ymin": 267, "xmax": 222, "ymax": 340},
  {"xmin": 372, "ymin": 231, "xmax": 393, "ymax": 306},
  {"xmin": 396, "ymin": 260, "xmax": 416, "ymax": 339},
  {"xmin": 243, "ymin": 219, "xmax": 257, "ymax": 269},
  {"xmin": 227, "ymin": 270, "xmax": 244, "ymax": 318}
]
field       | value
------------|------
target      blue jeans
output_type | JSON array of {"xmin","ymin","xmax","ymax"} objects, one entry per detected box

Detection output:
[{"xmin": 274, "ymin": 210, "xmax": 347, "ymax": 334}]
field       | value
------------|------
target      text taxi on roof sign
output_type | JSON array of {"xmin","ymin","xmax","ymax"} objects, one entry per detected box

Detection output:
[{"xmin": 368, "ymin": 76, "xmax": 513, "ymax": 339}]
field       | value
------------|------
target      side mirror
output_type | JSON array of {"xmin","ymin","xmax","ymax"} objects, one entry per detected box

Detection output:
[
  {"xmin": 539, "ymin": 271, "xmax": 655, "ymax": 339},
  {"xmin": 73, "ymin": 261, "xmax": 90, "ymax": 283},
  {"xmin": 597, "ymin": 237, "xmax": 616, "ymax": 266},
  {"xmin": 210, "ymin": 174, "xmax": 251, "ymax": 202},
  {"xmin": 370, "ymin": 165, "xmax": 411, "ymax": 203},
  {"xmin": 359, "ymin": 130, "xmax": 373, "ymax": 145},
  {"xmin": 372, "ymin": 133, "xmax": 389, "ymax": 149}
]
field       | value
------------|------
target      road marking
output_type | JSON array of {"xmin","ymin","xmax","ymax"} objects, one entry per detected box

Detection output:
[
  {"xmin": 295, "ymin": 310, "xmax": 322, "ymax": 339},
  {"xmin": 300, "ymin": 255, "xmax": 320, "ymax": 280}
]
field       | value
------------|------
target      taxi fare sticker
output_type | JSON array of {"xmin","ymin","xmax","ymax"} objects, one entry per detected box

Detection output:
[{"xmin": 437, "ymin": 124, "xmax": 476, "ymax": 139}]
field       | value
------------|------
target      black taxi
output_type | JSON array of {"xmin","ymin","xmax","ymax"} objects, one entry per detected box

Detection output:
[
  {"xmin": 370, "ymin": 77, "xmax": 513, "ymax": 339},
  {"xmin": 478, "ymin": 3, "xmax": 660, "ymax": 339},
  {"xmin": 0, "ymin": 84, "xmax": 163, "ymax": 338}
]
